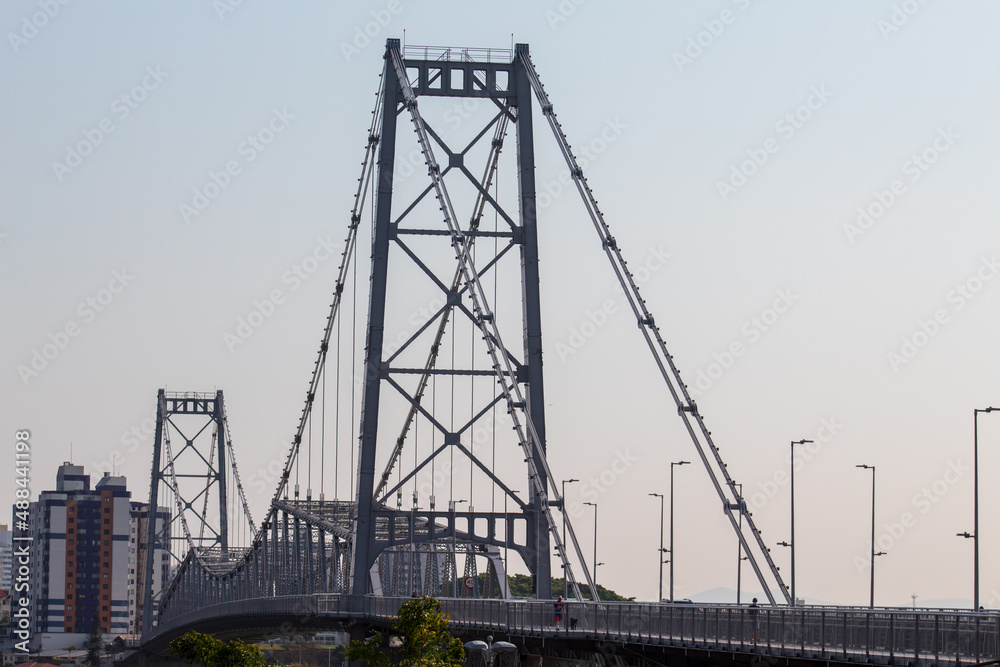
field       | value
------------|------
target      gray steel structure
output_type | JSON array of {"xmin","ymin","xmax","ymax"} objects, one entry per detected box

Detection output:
[
  {"xmin": 141, "ymin": 38, "xmax": 816, "ymax": 643},
  {"xmin": 350, "ymin": 39, "xmax": 588, "ymax": 603},
  {"xmin": 141, "ymin": 390, "xmax": 256, "ymax": 635}
]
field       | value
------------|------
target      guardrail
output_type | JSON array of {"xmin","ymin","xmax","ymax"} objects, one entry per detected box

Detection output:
[
  {"xmin": 149, "ymin": 595, "xmax": 1000, "ymax": 665},
  {"xmin": 344, "ymin": 597, "xmax": 1000, "ymax": 665},
  {"xmin": 402, "ymin": 45, "xmax": 513, "ymax": 63}
]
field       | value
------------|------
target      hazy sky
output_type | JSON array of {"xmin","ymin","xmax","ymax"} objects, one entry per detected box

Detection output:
[{"xmin": 2, "ymin": 1, "xmax": 999, "ymax": 609}]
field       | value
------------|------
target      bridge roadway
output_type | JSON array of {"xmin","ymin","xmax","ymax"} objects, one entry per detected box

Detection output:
[{"xmin": 140, "ymin": 595, "xmax": 999, "ymax": 666}]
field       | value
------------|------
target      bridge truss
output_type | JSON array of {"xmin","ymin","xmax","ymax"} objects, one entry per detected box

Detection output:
[{"xmin": 147, "ymin": 37, "xmax": 796, "ymax": 639}]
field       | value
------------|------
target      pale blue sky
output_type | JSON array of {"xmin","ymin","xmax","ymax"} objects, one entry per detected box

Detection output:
[{"xmin": 2, "ymin": 1, "xmax": 999, "ymax": 607}]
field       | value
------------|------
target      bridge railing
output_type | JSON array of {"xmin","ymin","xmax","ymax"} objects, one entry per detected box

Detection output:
[
  {"xmin": 150, "ymin": 594, "xmax": 999, "ymax": 666},
  {"xmin": 346, "ymin": 597, "xmax": 999, "ymax": 665}
]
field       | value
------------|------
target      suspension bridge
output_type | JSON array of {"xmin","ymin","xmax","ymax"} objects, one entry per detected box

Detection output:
[{"xmin": 133, "ymin": 40, "xmax": 999, "ymax": 667}]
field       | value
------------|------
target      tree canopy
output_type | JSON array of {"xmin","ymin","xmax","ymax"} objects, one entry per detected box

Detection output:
[
  {"xmin": 346, "ymin": 596, "xmax": 465, "ymax": 667},
  {"xmin": 503, "ymin": 574, "xmax": 634, "ymax": 601},
  {"xmin": 84, "ymin": 618, "xmax": 103, "ymax": 667},
  {"xmin": 169, "ymin": 630, "xmax": 266, "ymax": 667}
]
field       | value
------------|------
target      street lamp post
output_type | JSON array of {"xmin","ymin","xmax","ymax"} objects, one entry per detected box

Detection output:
[
  {"xmin": 649, "ymin": 492, "xmax": 665, "ymax": 602},
  {"xmin": 736, "ymin": 482, "xmax": 745, "ymax": 605},
  {"xmin": 969, "ymin": 408, "xmax": 995, "ymax": 610},
  {"xmin": 584, "ymin": 501, "xmax": 599, "ymax": 601},
  {"xmin": 561, "ymin": 479, "xmax": 579, "ymax": 562},
  {"xmin": 788, "ymin": 439, "xmax": 813, "ymax": 606},
  {"xmin": 669, "ymin": 460, "xmax": 690, "ymax": 603},
  {"xmin": 856, "ymin": 464, "xmax": 879, "ymax": 608}
]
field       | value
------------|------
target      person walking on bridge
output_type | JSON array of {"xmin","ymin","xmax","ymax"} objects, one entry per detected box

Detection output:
[
  {"xmin": 747, "ymin": 597, "xmax": 760, "ymax": 643},
  {"xmin": 554, "ymin": 595, "xmax": 565, "ymax": 628}
]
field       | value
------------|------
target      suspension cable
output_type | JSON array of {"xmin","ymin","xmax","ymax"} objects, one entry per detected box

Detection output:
[{"xmin": 517, "ymin": 49, "xmax": 789, "ymax": 604}]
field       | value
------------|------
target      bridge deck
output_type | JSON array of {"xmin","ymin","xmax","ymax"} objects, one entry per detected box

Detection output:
[{"xmin": 146, "ymin": 595, "xmax": 999, "ymax": 665}]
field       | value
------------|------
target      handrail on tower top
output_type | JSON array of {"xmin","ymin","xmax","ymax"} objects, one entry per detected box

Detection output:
[{"xmin": 402, "ymin": 44, "xmax": 514, "ymax": 63}]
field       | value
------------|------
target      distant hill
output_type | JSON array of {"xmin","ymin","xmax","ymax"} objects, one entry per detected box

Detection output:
[{"xmin": 500, "ymin": 574, "xmax": 634, "ymax": 601}]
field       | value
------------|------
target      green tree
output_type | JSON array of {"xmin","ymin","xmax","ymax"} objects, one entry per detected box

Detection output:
[
  {"xmin": 345, "ymin": 633, "xmax": 389, "ymax": 667},
  {"xmin": 500, "ymin": 574, "xmax": 633, "ymax": 601},
  {"xmin": 347, "ymin": 597, "xmax": 464, "ymax": 667},
  {"xmin": 169, "ymin": 630, "xmax": 265, "ymax": 667},
  {"xmin": 84, "ymin": 617, "xmax": 104, "ymax": 667},
  {"xmin": 214, "ymin": 639, "xmax": 266, "ymax": 667}
]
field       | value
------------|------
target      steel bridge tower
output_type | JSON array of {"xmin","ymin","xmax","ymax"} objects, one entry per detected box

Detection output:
[
  {"xmin": 141, "ymin": 389, "xmax": 255, "ymax": 635},
  {"xmin": 350, "ymin": 39, "xmax": 574, "ymax": 600}
]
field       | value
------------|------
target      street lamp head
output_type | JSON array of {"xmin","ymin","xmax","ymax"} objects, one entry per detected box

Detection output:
[
  {"xmin": 958, "ymin": 532, "xmax": 975, "ymax": 539},
  {"xmin": 584, "ymin": 501, "xmax": 596, "ymax": 507},
  {"xmin": 564, "ymin": 478, "xmax": 579, "ymax": 483},
  {"xmin": 777, "ymin": 541, "xmax": 791, "ymax": 547},
  {"xmin": 649, "ymin": 492, "xmax": 663, "ymax": 498},
  {"xmin": 856, "ymin": 464, "xmax": 873, "ymax": 470},
  {"xmin": 792, "ymin": 439, "xmax": 815, "ymax": 445},
  {"xmin": 874, "ymin": 551, "xmax": 886, "ymax": 557}
]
